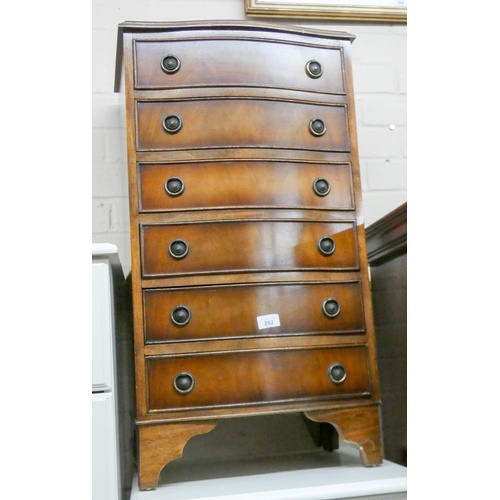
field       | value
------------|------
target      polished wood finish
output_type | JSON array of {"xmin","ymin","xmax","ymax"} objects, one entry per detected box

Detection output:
[
  {"xmin": 305, "ymin": 404, "xmax": 383, "ymax": 466},
  {"xmin": 138, "ymin": 161, "xmax": 354, "ymax": 212},
  {"xmin": 147, "ymin": 346, "xmax": 370, "ymax": 411},
  {"xmin": 143, "ymin": 281, "xmax": 365, "ymax": 343},
  {"xmin": 141, "ymin": 220, "xmax": 358, "ymax": 277},
  {"xmin": 134, "ymin": 39, "xmax": 345, "ymax": 93},
  {"xmin": 138, "ymin": 421, "xmax": 217, "ymax": 490},
  {"xmin": 114, "ymin": 20, "xmax": 356, "ymax": 94},
  {"xmin": 366, "ymin": 202, "xmax": 407, "ymax": 266},
  {"xmin": 116, "ymin": 20, "xmax": 382, "ymax": 490},
  {"xmin": 366, "ymin": 204, "xmax": 407, "ymax": 466},
  {"xmin": 136, "ymin": 100, "xmax": 350, "ymax": 152}
]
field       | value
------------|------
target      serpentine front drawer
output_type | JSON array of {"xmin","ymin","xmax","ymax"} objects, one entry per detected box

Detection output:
[
  {"xmin": 143, "ymin": 281, "xmax": 365, "ymax": 343},
  {"xmin": 140, "ymin": 220, "xmax": 359, "ymax": 277},
  {"xmin": 138, "ymin": 161, "xmax": 354, "ymax": 213},
  {"xmin": 136, "ymin": 100, "xmax": 350, "ymax": 152},
  {"xmin": 146, "ymin": 345, "xmax": 371, "ymax": 412},
  {"xmin": 134, "ymin": 39, "xmax": 346, "ymax": 94}
]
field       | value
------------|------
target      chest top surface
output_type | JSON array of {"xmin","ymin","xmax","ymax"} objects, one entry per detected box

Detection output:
[{"xmin": 114, "ymin": 20, "xmax": 355, "ymax": 93}]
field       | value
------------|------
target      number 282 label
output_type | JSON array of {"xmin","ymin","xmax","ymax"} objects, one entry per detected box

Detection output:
[{"xmin": 257, "ymin": 313, "xmax": 281, "ymax": 330}]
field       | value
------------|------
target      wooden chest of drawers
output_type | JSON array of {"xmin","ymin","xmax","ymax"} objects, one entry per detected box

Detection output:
[{"xmin": 116, "ymin": 20, "xmax": 383, "ymax": 490}]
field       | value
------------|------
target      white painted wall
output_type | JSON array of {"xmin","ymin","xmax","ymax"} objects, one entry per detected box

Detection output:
[{"xmin": 93, "ymin": 0, "xmax": 407, "ymax": 274}]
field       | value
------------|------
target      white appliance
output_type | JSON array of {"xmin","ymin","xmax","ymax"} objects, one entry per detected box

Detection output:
[{"xmin": 92, "ymin": 243, "xmax": 134, "ymax": 500}]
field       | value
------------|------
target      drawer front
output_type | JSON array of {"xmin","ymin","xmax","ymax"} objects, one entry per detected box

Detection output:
[
  {"xmin": 146, "ymin": 346, "xmax": 370, "ymax": 411},
  {"xmin": 136, "ymin": 100, "xmax": 350, "ymax": 152},
  {"xmin": 134, "ymin": 39, "xmax": 345, "ymax": 94},
  {"xmin": 143, "ymin": 281, "xmax": 365, "ymax": 343},
  {"xmin": 138, "ymin": 161, "xmax": 354, "ymax": 212},
  {"xmin": 141, "ymin": 220, "xmax": 358, "ymax": 277}
]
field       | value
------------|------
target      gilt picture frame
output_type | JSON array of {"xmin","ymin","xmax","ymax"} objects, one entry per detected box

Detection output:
[{"xmin": 244, "ymin": 0, "xmax": 407, "ymax": 23}]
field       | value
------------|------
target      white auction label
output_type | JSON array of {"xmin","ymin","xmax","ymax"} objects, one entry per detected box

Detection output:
[{"xmin": 257, "ymin": 313, "xmax": 281, "ymax": 330}]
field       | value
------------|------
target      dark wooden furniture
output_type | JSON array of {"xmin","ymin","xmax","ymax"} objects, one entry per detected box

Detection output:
[
  {"xmin": 366, "ymin": 202, "xmax": 407, "ymax": 466},
  {"xmin": 115, "ymin": 20, "xmax": 383, "ymax": 490}
]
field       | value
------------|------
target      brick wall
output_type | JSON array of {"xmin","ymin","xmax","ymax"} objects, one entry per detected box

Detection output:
[{"xmin": 92, "ymin": 0, "xmax": 407, "ymax": 276}]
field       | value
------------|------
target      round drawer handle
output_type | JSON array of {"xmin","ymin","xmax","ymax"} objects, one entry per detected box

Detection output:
[
  {"xmin": 168, "ymin": 239, "xmax": 189, "ymax": 259},
  {"xmin": 322, "ymin": 298, "xmax": 341, "ymax": 318},
  {"xmin": 318, "ymin": 236, "xmax": 335, "ymax": 256},
  {"xmin": 328, "ymin": 363, "xmax": 347, "ymax": 384},
  {"xmin": 165, "ymin": 177, "xmax": 185, "ymax": 197},
  {"xmin": 309, "ymin": 118, "xmax": 326, "ymax": 137},
  {"xmin": 312, "ymin": 178, "xmax": 330, "ymax": 197},
  {"xmin": 305, "ymin": 60, "xmax": 323, "ymax": 79},
  {"xmin": 161, "ymin": 55, "xmax": 181, "ymax": 74},
  {"xmin": 163, "ymin": 114, "xmax": 183, "ymax": 134},
  {"xmin": 171, "ymin": 305, "xmax": 192, "ymax": 327},
  {"xmin": 173, "ymin": 372, "xmax": 195, "ymax": 394}
]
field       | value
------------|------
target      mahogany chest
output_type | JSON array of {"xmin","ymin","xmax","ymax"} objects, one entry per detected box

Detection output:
[{"xmin": 115, "ymin": 20, "xmax": 383, "ymax": 490}]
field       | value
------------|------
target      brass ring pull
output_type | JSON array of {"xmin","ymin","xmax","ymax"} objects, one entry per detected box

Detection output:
[
  {"xmin": 161, "ymin": 55, "xmax": 181, "ymax": 74},
  {"xmin": 328, "ymin": 363, "xmax": 347, "ymax": 384},
  {"xmin": 171, "ymin": 305, "xmax": 192, "ymax": 327},
  {"xmin": 163, "ymin": 114, "xmax": 183, "ymax": 134},
  {"xmin": 165, "ymin": 177, "xmax": 185, "ymax": 197},
  {"xmin": 309, "ymin": 118, "xmax": 326, "ymax": 137},
  {"xmin": 305, "ymin": 60, "xmax": 323, "ymax": 79},
  {"xmin": 322, "ymin": 298, "xmax": 341, "ymax": 318},
  {"xmin": 173, "ymin": 372, "xmax": 195, "ymax": 394},
  {"xmin": 312, "ymin": 178, "xmax": 330, "ymax": 197},
  {"xmin": 168, "ymin": 239, "xmax": 189, "ymax": 259},
  {"xmin": 318, "ymin": 236, "xmax": 335, "ymax": 256}
]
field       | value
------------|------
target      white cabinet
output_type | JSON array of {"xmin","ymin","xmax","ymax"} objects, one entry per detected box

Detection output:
[
  {"xmin": 93, "ymin": 393, "xmax": 120, "ymax": 500},
  {"xmin": 93, "ymin": 260, "xmax": 115, "ymax": 391},
  {"xmin": 92, "ymin": 244, "xmax": 134, "ymax": 500}
]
